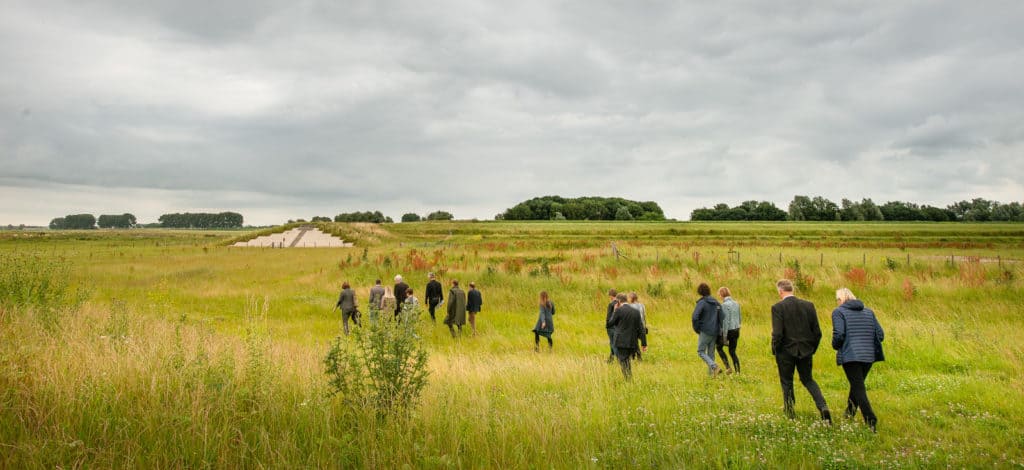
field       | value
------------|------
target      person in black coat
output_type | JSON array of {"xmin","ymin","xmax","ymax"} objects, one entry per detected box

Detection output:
[
  {"xmin": 607, "ymin": 293, "xmax": 648, "ymax": 380},
  {"xmin": 466, "ymin": 282, "xmax": 482, "ymax": 335},
  {"xmin": 425, "ymin": 273, "xmax": 444, "ymax": 322},
  {"xmin": 605, "ymin": 289, "xmax": 618, "ymax": 363},
  {"xmin": 393, "ymin": 275, "xmax": 409, "ymax": 319},
  {"xmin": 771, "ymin": 279, "xmax": 831, "ymax": 422}
]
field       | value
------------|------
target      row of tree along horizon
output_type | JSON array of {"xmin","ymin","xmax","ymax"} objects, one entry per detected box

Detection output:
[{"xmin": 43, "ymin": 196, "xmax": 1024, "ymax": 229}]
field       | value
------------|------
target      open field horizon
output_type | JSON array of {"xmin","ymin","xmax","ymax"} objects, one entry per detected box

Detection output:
[{"xmin": 3, "ymin": 221, "xmax": 1023, "ymax": 468}]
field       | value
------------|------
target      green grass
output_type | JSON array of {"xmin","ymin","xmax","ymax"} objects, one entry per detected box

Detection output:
[{"xmin": 2, "ymin": 222, "xmax": 1023, "ymax": 468}]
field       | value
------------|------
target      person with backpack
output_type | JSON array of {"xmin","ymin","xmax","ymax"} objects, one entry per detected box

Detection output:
[{"xmin": 692, "ymin": 283, "xmax": 723, "ymax": 377}]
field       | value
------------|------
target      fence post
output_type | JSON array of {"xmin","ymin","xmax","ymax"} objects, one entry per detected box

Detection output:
[
  {"xmin": 907, "ymin": 253, "xmax": 910, "ymax": 266},
  {"xmin": 820, "ymin": 253, "xmax": 823, "ymax": 267},
  {"xmin": 863, "ymin": 253, "xmax": 866, "ymax": 266}
]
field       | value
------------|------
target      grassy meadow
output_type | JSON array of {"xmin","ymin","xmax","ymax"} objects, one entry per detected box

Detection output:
[{"xmin": 2, "ymin": 221, "xmax": 1023, "ymax": 468}]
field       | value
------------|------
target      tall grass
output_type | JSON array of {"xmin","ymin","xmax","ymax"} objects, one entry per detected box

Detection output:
[{"xmin": 2, "ymin": 222, "xmax": 1023, "ymax": 467}]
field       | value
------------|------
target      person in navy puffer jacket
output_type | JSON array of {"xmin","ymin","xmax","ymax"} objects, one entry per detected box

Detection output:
[{"xmin": 831, "ymin": 287, "xmax": 885, "ymax": 432}]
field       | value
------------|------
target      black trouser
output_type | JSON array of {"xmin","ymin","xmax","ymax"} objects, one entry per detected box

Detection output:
[
  {"xmin": 617, "ymin": 348, "xmax": 636, "ymax": 380},
  {"xmin": 716, "ymin": 328, "xmax": 740, "ymax": 371},
  {"xmin": 842, "ymin": 362, "xmax": 877, "ymax": 425},
  {"xmin": 428, "ymin": 298, "xmax": 440, "ymax": 321},
  {"xmin": 534, "ymin": 332, "xmax": 552, "ymax": 348},
  {"xmin": 606, "ymin": 328, "xmax": 618, "ymax": 358},
  {"xmin": 342, "ymin": 310, "xmax": 360, "ymax": 335},
  {"xmin": 775, "ymin": 351, "xmax": 828, "ymax": 415}
]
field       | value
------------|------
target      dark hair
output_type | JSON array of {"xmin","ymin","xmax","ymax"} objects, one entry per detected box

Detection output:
[
  {"xmin": 452, "ymin": 280, "xmax": 459, "ymax": 287},
  {"xmin": 608, "ymin": 288, "xmax": 617, "ymax": 297},
  {"xmin": 539, "ymin": 291, "xmax": 552, "ymax": 309},
  {"xmin": 406, "ymin": 288, "xmax": 414, "ymax": 295},
  {"xmin": 615, "ymin": 293, "xmax": 628, "ymax": 303},
  {"xmin": 342, "ymin": 281, "xmax": 350, "ymax": 289},
  {"xmin": 375, "ymin": 279, "xmax": 382, "ymax": 285},
  {"xmin": 697, "ymin": 283, "xmax": 711, "ymax": 297}
]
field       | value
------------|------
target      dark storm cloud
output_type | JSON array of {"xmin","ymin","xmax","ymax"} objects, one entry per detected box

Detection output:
[{"xmin": 1, "ymin": 0, "xmax": 1022, "ymax": 225}]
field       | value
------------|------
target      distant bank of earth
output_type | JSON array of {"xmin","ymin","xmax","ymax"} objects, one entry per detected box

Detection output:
[{"xmin": 232, "ymin": 226, "xmax": 352, "ymax": 248}]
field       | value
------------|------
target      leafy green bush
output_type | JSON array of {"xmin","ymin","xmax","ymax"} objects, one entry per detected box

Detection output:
[
  {"xmin": 324, "ymin": 308, "xmax": 429, "ymax": 417},
  {"xmin": 0, "ymin": 253, "xmax": 80, "ymax": 314}
]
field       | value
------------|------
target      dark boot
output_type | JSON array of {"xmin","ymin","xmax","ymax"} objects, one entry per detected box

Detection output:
[{"xmin": 821, "ymin": 408, "xmax": 832, "ymax": 425}]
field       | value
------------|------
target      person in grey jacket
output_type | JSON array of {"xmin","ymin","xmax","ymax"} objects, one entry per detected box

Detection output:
[
  {"xmin": 715, "ymin": 287, "xmax": 742, "ymax": 374},
  {"xmin": 692, "ymin": 283, "xmax": 723, "ymax": 377},
  {"xmin": 832, "ymin": 287, "xmax": 885, "ymax": 432},
  {"xmin": 532, "ymin": 291, "xmax": 555, "ymax": 352},
  {"xmin": 335, "ymin": 281, "xmax": 359, "ymax": 335}
]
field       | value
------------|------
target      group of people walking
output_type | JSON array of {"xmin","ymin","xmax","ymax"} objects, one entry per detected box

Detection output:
[
  {"xmin": 337, "ymin": 274, "xmax": 885, "ymax": 433},
  {"xmin": 335, "ymin": 273, "xmax": 484, "ymax": 337},
  {"xmin": 688, "ymin": 278, "xmax": 883, "ymax": 432},
  {"xmin": 764, "ymin": 279, "xmax": 884, "ymax": 431}
]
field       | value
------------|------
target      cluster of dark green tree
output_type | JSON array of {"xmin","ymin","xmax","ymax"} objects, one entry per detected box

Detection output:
[
  {"xmin": 498, "ymin": 196, "xmax": 665, "ymax": 221},
  {"xmin": 49, "ymin": 213, "xmax": 138, "ymax": 229},
  {"xmin": 334, "ymin": 211, "xmax": 393, "ymax": 223},
  {"xmin": 49, "ymin": 214, "xmax": 99, "ymax": 229},
  {"xmin": 400, "ymin": 211, "xmax": 454, "ymax": 222},
  {"xmin": 692, "ymin": 196, "xmax": 1024, "ymax": 222},
  {"xmin": 690, "ymin": 201, "xmax": 788, "ymax": 221},
  {"xmin": 158, "ymin": 212, "xmax": 243, "ymax": 228}
]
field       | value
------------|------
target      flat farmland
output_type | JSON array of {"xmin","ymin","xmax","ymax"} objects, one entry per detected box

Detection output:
[{"xmin": 2, "ymin": 222, "xmax": 1023, "ymax": 468}]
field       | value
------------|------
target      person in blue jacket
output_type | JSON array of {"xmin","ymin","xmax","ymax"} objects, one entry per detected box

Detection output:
[
  {"xmin": 832, "ymin": 287, "xmax": 885, "ymax": 432},
  {"xmin": 692, "ymin": 283, "xmax": 723, "ymax": 377}
]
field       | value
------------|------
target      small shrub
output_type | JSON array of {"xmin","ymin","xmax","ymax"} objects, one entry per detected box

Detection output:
[
  {"xmin": 647, "ymin": 281, "xmax": 665, "ymax": 297},
  {"xmin": 786, "ymin": 260, "xmax": 812, "ymax": 292},
  {"xmin": 958, "ymin": 260, "xmax": 987, "ymax": 287},
  {"xmin": 901, "ymin": 278, "xmax": 917, "ymax": 301},
  {"xmin": 324, "ymin": 308, "xmax": 429, "ymax": 417},
  {"xmin": 845, "ymin": 267, "xmax": 868, "ymax": 288},
  {"xmin": 884, "ymin": 257, "xmax": 899, "ymax": 271}
]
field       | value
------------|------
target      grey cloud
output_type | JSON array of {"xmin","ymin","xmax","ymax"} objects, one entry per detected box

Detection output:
[{"xmin": 1, "ymin": 0, "xmax": 1023, "ymax": 225}]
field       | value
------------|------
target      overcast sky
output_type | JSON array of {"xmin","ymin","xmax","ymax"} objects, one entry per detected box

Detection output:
[{"xmin": 2, "ymin": 0, "xmax": 1023, "ymax": 225}]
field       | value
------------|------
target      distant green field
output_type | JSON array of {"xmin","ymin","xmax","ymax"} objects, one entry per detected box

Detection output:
[{"xmin": 2, "ymin": 222, "xmax": 1022, "ymax": 468}]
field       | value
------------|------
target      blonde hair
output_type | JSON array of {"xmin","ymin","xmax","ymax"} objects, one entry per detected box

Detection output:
[
  {"xmin": 835, "ymin": 287, "xmax": 857, "ymax": 303},
  {"xmin": 718, "ymin": 287, "xmax": 731, "ymax": 298}
]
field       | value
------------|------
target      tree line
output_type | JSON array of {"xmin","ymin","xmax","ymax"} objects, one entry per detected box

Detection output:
[
  {"xmin": 49, "ymin": 213, "xmax": 137, "ymax": 229},
  {"xmin": 157, "ymin": 212, "xmax": 244, "ymax": 228},
  {"xmin": 692, "ymin": 197, "xmax": 1024, "ymax": 222},
  {"xmin": 498, "ymin": 196, "xmax": 666, "ymax": 221},
  {"xmin": 401, "ymin": 211, "xmax": 454, "ymax": 222}
]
